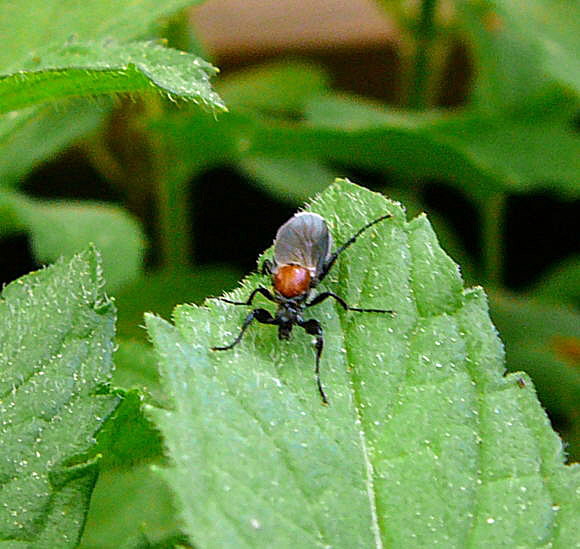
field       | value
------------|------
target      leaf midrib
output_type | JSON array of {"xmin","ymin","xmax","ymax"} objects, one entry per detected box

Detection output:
[{"xmin": 336, "ymin": 219, "xmax": 393, "ymax": 549}]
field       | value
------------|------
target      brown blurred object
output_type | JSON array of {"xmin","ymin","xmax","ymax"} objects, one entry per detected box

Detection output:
[
  {"xmin": 190, "ymin": 0, "xmax": 470, "ymax": 106},
  {"xmin": 191, "ymin": 0, "xmax": 400, "ymax": 56}
]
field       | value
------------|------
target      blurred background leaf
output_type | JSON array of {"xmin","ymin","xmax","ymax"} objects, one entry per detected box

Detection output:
[
  {"xmin": 0, "ymin": 102, "xmax": 110, "ymax": 187},
  {"xmin": 0, "ymin": 190, "xmax": 146, "ymax": 292},
  {"xmin": 115, "ymin": 266, "xmax": 242, "ymax": 340},
  {"xmin": 527, "ymin": 256, "xmax": 580, "ymax": 308},
  {"xmin": 461, "ymin": 0, "xmax": 580, "ymax": 109},
  {"xmin": 218, "ymin": 60, "xmax": 331, "ymax": 113},
  {"xmin": 79, "ymin": 463, "xmax": 181, "ymax": 549}
]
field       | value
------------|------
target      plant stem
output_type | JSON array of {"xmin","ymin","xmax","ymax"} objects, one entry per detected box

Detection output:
[
  {"xmin": 144, "ymin": 95, "xmax": 192, "ymax": 272},
  {"xmin": 481, "ymin": 192, "xmax": 506, "ymax": 287},
  {"xmin": 408, "ymin": 0, "xmax": 438, "ymax": 109},
  {"xmin": 154, "ymin": 10, "xmax": 203, "ymax": 272},
  {"xmin": 157, "ymin": 167, "xmax": 192, "ymax": 272}
]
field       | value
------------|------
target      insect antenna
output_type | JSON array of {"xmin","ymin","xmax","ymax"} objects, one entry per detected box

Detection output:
[{"xmin": 318, "ymin": 213, "xmax": 391, "ymax": 282}]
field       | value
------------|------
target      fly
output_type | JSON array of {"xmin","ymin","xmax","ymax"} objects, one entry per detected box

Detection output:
[{"xmin": 212, "ymin": 211, "xmax": 394, "ymax": 404}]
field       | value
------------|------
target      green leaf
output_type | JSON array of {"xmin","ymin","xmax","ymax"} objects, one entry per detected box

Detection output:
[
  {"xmin": 155, "ymin": 93, "xmax": 579, "ymax": 200},
  {"xmin": 0, "ymin": 40, "xmax": 225, "ymax": 115},
  {"xmin": 0, "ymin": 190, "xmax": 146, "ymax": 293},
  {"xmin": 461, "ymin": 0, "xmax": 580, "ymax": 110},
  {"xmin": 115, "ymin": 266, "xmax": 242, "ymax": 340},
  {"xmin": 261, "ymin": 94, "xmax": 580, "ymax": 198},
  {"xmin": 0, "ymin": 0, "xmax": 211, "ymax": 185},
  {"xmin": 150, "ymin": 61, "xmax": 333, "ymax": 204},
  {"xmin": 82, "ymin": 354, "xmax": 172, "ymax": 547},
  {"xmin": 528, "ymin": 255, "xmax": 580, "ymax": 308},
  {"xmin": 0, "ymin": 247, "xmax": 120, "ymax": 547},
  {"xmin": 94, "ymin": 390, "xmax": 163, "ymax": 471},
  {"xmin": 385, "ymin": 189, "xmax": 478, "ymax": 285},
  {"xmin": 146, "ymin": 180, "xmax": 579, "ymax": 548},
  {"xmin": 218, "ymin": 61, "xmax": 330, "ymax": 114},
  {"xmin": 113, "ymin": 340, "xmax": 163, "ymax": 402},
  {"xmin": 428, "ymin": 101, "xmax": 580, "ymax": 197},
  {"xmin": 0, "ymin": 102, "xmax": 110, "ymax": 188},
  {"xmin": 79, "ymin": 463, "xmax": 180, "ymax": 549},
  {"xmin": 218, "ymin": 62, "xmax": 333, "ymax": 203},
  {"xmin": 0, "ymin": 0, "xmax": 207, "ymax": 70},
  {"xmin": 238, "ymin": 157, "xmax": 334, "ymax": 203},
  {"xmin": 489, "ymin": 290, "xmax": 580, "ymax": 459}
]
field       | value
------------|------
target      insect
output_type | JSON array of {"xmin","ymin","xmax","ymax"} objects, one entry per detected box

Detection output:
[{"xmin": 211, "ymin": 211, "xmax": 394, "ymax": 404}]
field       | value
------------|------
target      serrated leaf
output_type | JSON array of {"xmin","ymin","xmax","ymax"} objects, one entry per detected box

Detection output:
[
  {"xmin": 0, "ymin": 0, "xmax": 206, "ymax": 71},
  {"xmin": 81, "ymin": 356, "xmax": 172, "ymax": 548},
  {"xmin": 489, "ymin": 290, "xmax": 580, "ymax": 459},
  {"xmin": 94, "ymin": 390, "xmax": 163, "ymax": 471},
  {"xmin": 146, "ymin": 180, "xmax": 579, "ymax": 548},
  {"xmin": 0, "ymin": 190, "xmax": 146, "ymax": 293},
  {"xmin": 0, "ymin": 40, "xmax": 225, "ymax": 115},
  {"xmin": 0, "ymin": 0, "xmax": 209, "ymax": 185},
  {"xmin": 0, "ymin": 247, "xmax": 120, "ymax": 547}
]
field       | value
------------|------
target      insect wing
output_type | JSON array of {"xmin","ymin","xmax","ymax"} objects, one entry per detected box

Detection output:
[{"xmin": 274, "ymin": 212, "xmax": 332, "ymax": 276}]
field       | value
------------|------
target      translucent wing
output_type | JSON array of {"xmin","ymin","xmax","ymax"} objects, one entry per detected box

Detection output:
[{"xmin": 274, "ymin": 212, "xmax": 332, "ymax": 277}]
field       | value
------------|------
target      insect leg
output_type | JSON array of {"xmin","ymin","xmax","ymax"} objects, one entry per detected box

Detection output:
[
  {"xmin": 318, "ymin": 214, "xmax": 392, "ymax": 282},
  {"xmin": 307, "ymin": 291, "xmax": 394, "ymax": 314},
  {"xmin": 299, "ymin": 318, "xmax": 328, "ymax": 405},
  {"xmin": 216, "ymin": 286, "xmax": 276, "ymax": 306},
  {"xmin": 212, "ymin": 308, "xmax": 275, "ymax": 351}
]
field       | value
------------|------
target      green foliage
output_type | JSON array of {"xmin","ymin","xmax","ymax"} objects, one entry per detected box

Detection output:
[
  {"xmin": 0, "ymin": 190, "xmax": 146, "ymax": 292},
  {"xmin": 0, "ymin": 0, "xmax": 217, "ymax": 173},
  {"xmin": 0, "ymin": 40, "xmax": 224, "ymax": 114},
  {"xmin": 0, "ymin": 102, "xmax": 108, "ymax": 188},
  {"xmin": 115, "ymin": 267, "xmax": 242, "ymax": 340},
  {"xmin": 149, "ymin": 61, "xmax": 337, "ymax": 204},
  {"xmin": 0, "ymin": 247, "xmax": 120, "ymax": 547},
  {"xmin": 0, "ymin": 0, "xmax": 206, "ymax": 68},
  {"xmin": 238, "ymin": 157, "xmax": 335, "ymax": 203},
  {"xmin": 462, "ymin": 0, "xmax": 580, "ymax": 109},
  {"xmin": 0, "ymin": 0, "xmax": 222, "ymax": 293},
  {"xmin": 147, "ymin": 181, "xmax": 579, "ymax": 548},
  {"xmin": 219, "ymin": 61, "xmax": 331, "ymax": 113},
  {"xmin": 0, "ymin": 0, "xmax": 578, "ymax": 547},
  {"xmin": 528, "ymin": 256, "xmax": 580, "ymax": 308},
  {"xmin": 489, "ymin": 290, "xmax": 580, "ymax": 458},
  {"xmin": 154, "ymin": 90, "xmax": 579, "ymax": 202},
  {"xmin": 79, "ymin": 463, "xmax": 181, "ymax": 549}
]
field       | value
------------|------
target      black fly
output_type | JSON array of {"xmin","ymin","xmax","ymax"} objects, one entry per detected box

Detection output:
[{"xmin": 212, "ymin": 212, "xmax": 394, "ymax": 404}]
